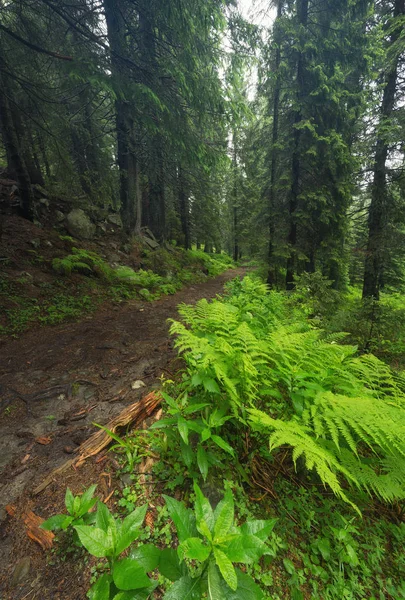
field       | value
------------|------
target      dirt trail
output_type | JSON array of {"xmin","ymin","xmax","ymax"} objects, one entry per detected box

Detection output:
[{"xmin": 0, "ymin": 268, "xmax": 245, "ymax": 519}]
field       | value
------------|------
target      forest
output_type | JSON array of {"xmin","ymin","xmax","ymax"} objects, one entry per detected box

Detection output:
[{"xmin": 0, "ymin": 0, "xmax": 405, "ymax": 599}]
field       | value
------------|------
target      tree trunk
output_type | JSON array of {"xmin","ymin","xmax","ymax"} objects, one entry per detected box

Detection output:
[
  {"xmin": 0, "ymin": 61, "xmax": 35, "ymax": 220},
  {"xmin": 232, "ymin": 132, "xmax": 239, "ymax": 262},
  {"xmin": 362, "ymin": 0, "xmax": 404, "ymax": 299},
  {"xmin": 104, "ymin": 0, "xmax": 140, "ymax": 235},
  {"xmin": 178, "ymin": 168, "xmax": 190, "ymax": 249},
  {"xmin": 267, "ymin": 0, "xmax": 283, "ymax": 286},
  {"xmin": 139, "ymin": 7, "xmax": 166, "ymax": 241},
  {"xmin": 286, "ymin": 0, "xmax": 308, "ymax": 290}
]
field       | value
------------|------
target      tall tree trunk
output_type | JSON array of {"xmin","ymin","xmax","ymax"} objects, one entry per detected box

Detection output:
[
  {"xmin": 232, "ymin": 132, "xmax": 239, "ymax": 262},
  {"xmin": 0, "ymin": 60, "xmax": 35, "ymax": 220},
  {"xmin": 267, "ymin": 0, "xmax": 283, "ymax": 286},
  {"xmin": 286, "ymin": 0, "xmax": 309, "ymax": 290},
  {"xmin": 139, "ymin": 7, "xmax": 166, "ymax": 240},
  {"xmin": 178, "ymin": 168, "xmax": 190, "ymax": 249},
  {"xmin": 362, "ymin": 0, "xmax": 404, "ymax": 299},
  {"xmin": 104, "ymin": 0, "xmax": 140, "ymax": 235}
]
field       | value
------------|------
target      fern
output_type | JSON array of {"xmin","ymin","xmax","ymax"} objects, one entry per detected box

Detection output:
[{"xmin": 170, "ymin": 276, "xmax": 405, "ymax": 508}]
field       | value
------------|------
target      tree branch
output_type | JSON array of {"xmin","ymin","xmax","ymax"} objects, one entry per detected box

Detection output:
[{"xmin": 0, "ymin": 23, "xmax": 73, "ymax": 61}]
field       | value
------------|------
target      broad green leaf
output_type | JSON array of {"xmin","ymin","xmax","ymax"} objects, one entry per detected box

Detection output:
[
  {"xmin": 113, "ymin": 558, "xmax": 151, "ymax": 591},
  {"xmin": 283, "ymin": 558, "xmax": 295, "ymax": 574},
  {"xmin": 73, "ymin": 495, "xmax": 81, "ymax": 516},
  {"xmin": 96, "ymin": 501, "xmax": 113, "ymax": 532},
  {"xmin": 240, "ymin": 519, "xmax": 277, "ymax": 542},
  {"xmin": 191, "ymin": 373, "xmax": 203, "ymax": 387},
  {"xmin": 316, "ymin": 538, "xmax": 331, "ymax": 561},
  {"xmin": 78, "ymin": 484, "xmax": 98, "ymax": 516},
  {"xmin": 201, "ymin": 428, "xmax": 212, "ymax": 442},
  {"xmin": 197, "ymin": 445, "xmax": 209, "ymax": 481},
  {"xmin": 129, "ymin": 544, "xmax": 161, "ymax": 572},
  {"xmin": 159, "ymin": 548, "xmax": 187, "ymax": 581},
  {"xmin": 74, "ymin": 525, "xmax": 110, "ymax": 557},
  {"xmin": 225, "ymin": 534, "xmax": 266, "ymax": 564},
  {"xmin": 41, "ymin": 514, "xmax": 73, "ymax": 531},
  {"xmin": 65, "ymin": 488, "xmax": 75, "ymax": 514},
  {"xmin": 213, "ymin": 491, "xmax": 234, "ymax": 539},
  {"xmin": 211, "ymin": 435, "xmax": 234, "ymax": 456},
  {"xmin": 177, "ymin": 416, "xmax": 189, "ymax": 444},
  {"xmin": 193, "ymin": 482, "xmax": 214, "ymax": 531},
  {"xmin": 163, "ymin": 575, "xmax": 201, "ymax": 599},
  {"xmin": 203, "ymin": 378, "xmax": 221, "ymax": 394},
  {"xmin": 163, "ymin": 496, "xmax": 197, "ymax": 542},
  {"xmin": 208, "ymin": 561, "xmax": 226, "ymax": 600},
  {"xmin": 183, "ymin": 403, "xmax": 210, "ymax": 414},
  {"xmin": 180, "ymin": 438, "xmax": 194, "ymax": 468},
  {"xmin": 116, "ymin": 505, "xmax": 148, "ymax": 555},
  {"xmin": 113, "ymin": 582, "xmax": 157, "ymax": 600},
  {"xmin": 88, "ymin": 573, "xmax": 112, "ymax": 600},
  {"xmin": 214, "ymin": 548, "xmax": 237, "ymax": 591},
  {"xmin": 221, "ymin": 569, "xmax": 265, "ymax": 600},
  {"xmin": 161, "ymin": 392, "xmax": 179, "ymax": 410},
  {"xmin": 178, "ymin": 537, "xmax": 211, "ymax": 562}
]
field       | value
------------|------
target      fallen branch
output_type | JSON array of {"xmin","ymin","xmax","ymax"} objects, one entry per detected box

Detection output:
[{"xmin": 33, "ymin": 391, "xmax": 161, "ymax": 494}]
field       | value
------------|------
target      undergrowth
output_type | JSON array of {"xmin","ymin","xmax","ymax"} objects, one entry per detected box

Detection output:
[
  {"xmin": 0, "ymin": 247, "xmax": 232, "ymax": 337},
  {"xmin": 42, "ymin": 274, "xmax": 405, "ymax": 599}
]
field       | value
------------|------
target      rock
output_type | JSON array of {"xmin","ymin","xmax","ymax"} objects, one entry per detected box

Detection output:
[
  {"xmin": 131, "ymin": 380, "xmax": 146, "ymax": 390},
  {"xmin": 108, "ymin": 213, "xmax": 122, "ymax": 227},
  {"xmin": 54, "ymin": 210, "xmax": 65, "ymax": 222},
  {"xmin": 44, "ymin": 240, "xmax": 53, "ymax": 247},
  {"xmin": 32, "ymin": 183, "xmax": 49, "ymax": 197},
  {"xmin": 66, "ymin": 208, "xmax": 96, "ymax": 240},
  {"xmin": 10, "ymin": 557, "xmax": 31, "ymax": 588},
  {"xmin": 143, "ymin": 236, "xmax": 159, "ymax": 249},
  {"xmin": 39, "ymin": 198, "xmax": 50, "ymax": 208}
]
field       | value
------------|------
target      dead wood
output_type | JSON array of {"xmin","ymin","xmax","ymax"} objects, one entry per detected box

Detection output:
[
  {"xmin": 33, "ymin": 391, "xmax": 161, "ymax": 495},
  {"xmin": 5, "ymin": 504, "xmax": 55, "ymax": 549}
]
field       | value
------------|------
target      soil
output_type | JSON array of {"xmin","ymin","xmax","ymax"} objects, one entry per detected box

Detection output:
[{"xmin": 0, "ymin": 265, "xmax": 246, "ymax": 599}]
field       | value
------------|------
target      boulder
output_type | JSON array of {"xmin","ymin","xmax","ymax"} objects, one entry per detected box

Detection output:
[
  {"xmin": 54, "ymin": 210, "xmax": 65, "ymax": 223},
  {"xmin": 107, "ymin": 213, "xmax": 122, "ymax": 227},
  {"xmin": 66, "ymin": 208, "xmax": 96, "ymax": 240}
]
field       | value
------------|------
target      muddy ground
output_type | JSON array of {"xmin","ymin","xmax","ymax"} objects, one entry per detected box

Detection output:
[{"xmin": 0, "ymin": 267, "xmax": 246, "ymax": 599}]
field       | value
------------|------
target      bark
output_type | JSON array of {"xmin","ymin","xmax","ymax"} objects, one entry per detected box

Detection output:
[
  {"xmin": 104, "ymin": 0, "xmax": 140, "ymax": 235},
  {"xmin": 139, "ymin": 8, "xmax": 166, "ymax": 240},
  {"xmin": 286, "ymin": 0, "xmax": 308, "ymax": 290},
  {"xmin": 178, "ymin": 168, "xmax": 190, "ymax": 249},
  {"xmin": 232, "ymin": 133, "xmax": 239, "ymax": 262},
  {"xmin": 362, "ymin": 0, "xmax": 404, "ymax": 299},
  {"xmin": 0, "ymin": 61, "xmax": 35, "ymax": 220},
  {"xmin": 267, "ymin": 0, "xmax": 283, "ymax": 286}
]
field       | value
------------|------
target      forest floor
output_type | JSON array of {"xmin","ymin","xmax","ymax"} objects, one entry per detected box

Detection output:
[{"xmin": 0, "ymin": 265, "xmax": 246, "ymax": 599}]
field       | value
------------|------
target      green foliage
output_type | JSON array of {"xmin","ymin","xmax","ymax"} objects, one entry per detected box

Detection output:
[
  {"xmin": 161, "ymin": 482, "xmax": 274, "ymax": 599},
  {"xmin": 168, "ymin": 275, "xmax": 405, "ymax": 508},
  {"xmin": 94, "ymin": 424, "xmax": 143, "ymax": 472},
  {"xmin": 41, "ymin": 485, "xmax": 98, "ymax": 538},
  {"xmin": 150, "ymin": 391, "xmax": 234, "ymax": 481},
  {"xmin": 52, "ymin": 248, "xmax": 113, "ymax": 278}
]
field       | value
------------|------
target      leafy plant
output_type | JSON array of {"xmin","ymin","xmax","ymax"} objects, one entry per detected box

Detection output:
[
  {"xmin": 41, "ymin": 485, "xmax": 98, "ymax": 533},
  {"xmin": 160, "ymin": 482, "xmax": 275, "ymax": 599},
  {"xmin": 94, "ymin": 423, "xmax": 142, "ymax": 472},
  {"xmin": 170, "ymin": 276, "xmax": 405, "ymax": 508},
  {"xmin": 150, "ymin": 392, "xmax": 234, "ymax": 481},
  {"xmin": 75, "ymin": 501, "xmax": 158, "ymax": 599}
]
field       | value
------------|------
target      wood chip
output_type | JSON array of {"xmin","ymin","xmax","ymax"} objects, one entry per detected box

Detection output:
[
  {"xmin": 5, "ymin": 505, "xmax": 54, "ymax": 549},
  {"xmin": 35, "ymin": 436, "xmax": 52, "ymax": 445}
]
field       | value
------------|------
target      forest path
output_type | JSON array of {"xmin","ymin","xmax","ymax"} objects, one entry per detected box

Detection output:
[{"xmin": 0, "ymin": 267, "xmax": 246, "ymax": 521}]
